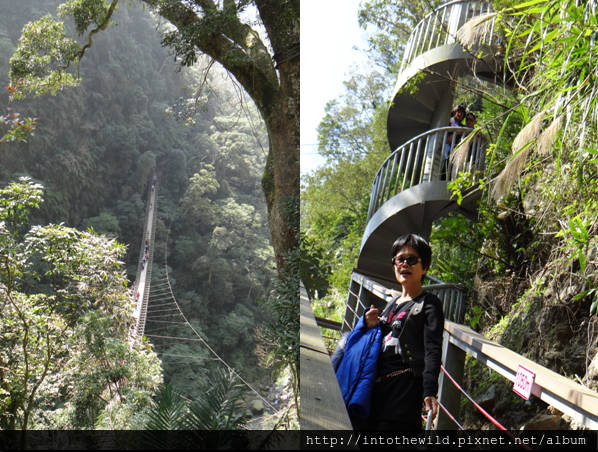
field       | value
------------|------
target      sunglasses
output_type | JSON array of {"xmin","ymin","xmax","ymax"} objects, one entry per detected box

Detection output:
[
  {"xmin": 466, "ymin": 117, "xmax": 475, "ymax": 121},
  {"xmin": 392, "ymin": 255, "xmax": 422, "ymax": 266}
]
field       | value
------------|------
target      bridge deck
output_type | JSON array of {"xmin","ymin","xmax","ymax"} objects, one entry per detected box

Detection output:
[{"xmin": 132, "ymin": 181, "xmax": 157, "ymax": 340}]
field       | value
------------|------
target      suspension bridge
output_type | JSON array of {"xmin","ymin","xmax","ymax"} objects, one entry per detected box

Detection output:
[
  {"xmin": 302, "ymin": 0, "xmax": 598, "ymax": 437},
  {"xmin": 128, "ymin": 173, "xmax": 280, "ymax": 418}
]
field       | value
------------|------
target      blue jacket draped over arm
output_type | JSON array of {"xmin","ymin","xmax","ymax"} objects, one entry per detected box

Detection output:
[{"xmin": 335, "ymin": 315, "xmax": 381, "ymax": 420}]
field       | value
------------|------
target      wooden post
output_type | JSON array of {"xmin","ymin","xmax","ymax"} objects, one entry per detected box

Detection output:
[{"xmin": 436, "ymin": 329, "xmax": 466, "ymax": 430}]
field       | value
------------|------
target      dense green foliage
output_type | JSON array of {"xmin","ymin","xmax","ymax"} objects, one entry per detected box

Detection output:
[
  {"xmin": 5, "ymin": 0, "xmax": 300, "ymax": 280},
  {"xmin": 145, "ymin": 369, "xmax": 249, "ymax": 434},
  {"xmin": 0, "ymin": 178, "xmax": 161, "ymax": 436},
  {"xmin": 1, "ymin": 0, "xmax": 278, "ymax": 429}
]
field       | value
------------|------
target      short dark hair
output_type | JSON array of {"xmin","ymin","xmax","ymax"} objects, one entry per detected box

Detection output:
[
  {"xmin": 466, "ymin": 112, "xmax": 476, "ymax": 120},
  {"xmin": 390, "ymin": 234, "xmax": 432, "ymax": 282},
  {"xmin": 451, "ymin": 105, "xmax": 466, "ymax": 117}
]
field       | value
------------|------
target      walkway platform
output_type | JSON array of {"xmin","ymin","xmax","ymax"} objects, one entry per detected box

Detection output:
[{"xmin": 300, "ymin": 282, "xmax": 352, "ymax": 430}]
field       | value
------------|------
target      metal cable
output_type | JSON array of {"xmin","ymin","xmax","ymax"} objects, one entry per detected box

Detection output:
[
  {"xmin": 146, "ymin": 308, "xmax": 181, "ymax": 314},
  {"xmin": 156, "ymin": 353, "xmax": 220, "ymax": 360},
  {"xmin": 436, "ymin": 400, "xmax": 482, "ymax": 449},
  {"xmin": 160, "ymin": 225, "xmax": 280, "ymax": 413},
  {"xmin": 146, "ymin": 302, "xmax": 179, "ymax": 308},
  {"xmin": 145, "ymin": 314, "xmax": 184, "ymax": 319},
  {"xmin": 144, "ymin": 334, "xmax": 204, "ymax": 341},
  {"xmin": 441, "ymin": 365, "xmax": 532, "ymax": 450},
  {"xmin": 145, "ymin": 320, "xmax": 188, "ymax": 325}
]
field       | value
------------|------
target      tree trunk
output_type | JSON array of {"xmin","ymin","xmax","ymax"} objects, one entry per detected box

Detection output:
[
  {"xmin": 261, "ymin": 58, "xmax": 300, "ymax": 271},
  {"xmin": 257, "ymin": 0, "xmax": 300, "ymax": 272}
]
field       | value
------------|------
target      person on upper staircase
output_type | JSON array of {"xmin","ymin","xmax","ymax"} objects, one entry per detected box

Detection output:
[
  {"xmin": 442, "ymin": 106, "xmax": 480, "ymax": 180},
  {"xmin": 447, "ymin": 105, "xmax": 466, "ymax": 143},
  {"xmin": 442, "ymin": 106, "xmax": 466, "ymax": 179},
  {"xmin": 465, "ymin": 112, "xmax": 477, "ymax": 129}
]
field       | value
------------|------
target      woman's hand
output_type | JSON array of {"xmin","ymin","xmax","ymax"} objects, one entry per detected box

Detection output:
[
  {"xmin": 424, "ymin": 396, "xmax": 439, "ymax": 422},
  {"xmin": 364, "ymin": 305, "xmax": 379, "ymax": 329}
]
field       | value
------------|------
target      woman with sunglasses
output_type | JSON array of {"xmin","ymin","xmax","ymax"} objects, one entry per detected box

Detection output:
[{"xmin": 353, "ymin": 234, "xmax": 444, "ymax": 431}]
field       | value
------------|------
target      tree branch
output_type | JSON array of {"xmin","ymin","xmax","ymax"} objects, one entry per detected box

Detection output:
[
  {"xmin": 142, "ymin": 0, "xmax": 279, "ymax": 116},
  {"xmin": 455, "ymin": 239, "xmax": 513, "ymax": 268}
]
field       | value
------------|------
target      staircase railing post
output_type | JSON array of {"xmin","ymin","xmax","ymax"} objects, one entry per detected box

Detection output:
[
  {"xmin": 342, "ymin": 277, "xmax": 361, "ymax": 333},
  {"xmin": 447, "ymin": 2, "xmax": 463, "ymax": 44},
  {"xmin": 437, "ymin": 328, "xmax": 466, "ymax": 430},
  {"xmin": 356, "ymin": 285, "xmax": 371, "ymax": 320}
]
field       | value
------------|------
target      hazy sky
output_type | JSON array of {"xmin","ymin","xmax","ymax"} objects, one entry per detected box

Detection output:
[{"xmin": 300, "ymin": 0, "xmax": 371, "ymax": 176}]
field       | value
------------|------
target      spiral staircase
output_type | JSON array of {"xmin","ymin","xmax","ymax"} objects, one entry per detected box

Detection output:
[
  {"xmin": 303, "ymin": 2, "xmax": 598, "ymax": 432},
  {"xmin": 343, "ymin": 0, "xmax": 502, "ymax": 327}
]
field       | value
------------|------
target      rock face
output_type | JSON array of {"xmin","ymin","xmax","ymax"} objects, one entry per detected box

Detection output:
[
  {"xmin": 475, "ymin": 385, "xmax": 497, "ymax": 414},
  {"xmin": 521, "ymin": 413, "xmax": 559, "ymax": 430},
  {"xmin": 251, "ymin": 399, "xmax": 264, "ymax": 414},
  {"xmin": 587, "ymin": 351, "xmax": 598, "ymax": 380},
  {"xmin": 557, "ymin": 413, "xmax": 586, "ymax": 430}
]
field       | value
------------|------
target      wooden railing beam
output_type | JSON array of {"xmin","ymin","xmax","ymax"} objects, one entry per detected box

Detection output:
[{"xmin": 445, "ymin": 320, "xmax": 598, "ymax": 430}]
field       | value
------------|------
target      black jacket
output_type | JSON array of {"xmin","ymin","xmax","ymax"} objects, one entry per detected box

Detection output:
[{"xmin": 380, "ymin": 293, "xmax": 444, "ymax": 398}]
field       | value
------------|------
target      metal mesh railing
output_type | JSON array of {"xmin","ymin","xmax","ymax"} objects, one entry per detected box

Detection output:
[
  {"xmin": 341, "ymin": 272, "xmax": 466, "ymax": 333},
  {"xmin": 400, "ymin": 0, "xmax": 500, "ymax": 74},
  {"xmin": 366, "ymin": 127, "xmax": 487, "ymax": 223}
]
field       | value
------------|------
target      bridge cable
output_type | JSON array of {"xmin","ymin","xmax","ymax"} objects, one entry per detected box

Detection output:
[{"xmin": 155, "ymin": 221, "xmax": 279, "ymax": 413}]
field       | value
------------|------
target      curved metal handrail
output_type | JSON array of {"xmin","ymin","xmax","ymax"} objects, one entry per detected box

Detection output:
[
  {"xmin": 399, "ymin": 0, "xmax": 499, "ymax": 75},
  {"xmin": 366, "ymin": 126, "xmax": 487, "ymax": 223}
]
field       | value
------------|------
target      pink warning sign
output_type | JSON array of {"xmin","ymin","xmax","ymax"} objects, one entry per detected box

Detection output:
[{"xmin": 513, "ymin": 365, "xmax": 535, "ymax": 400}]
